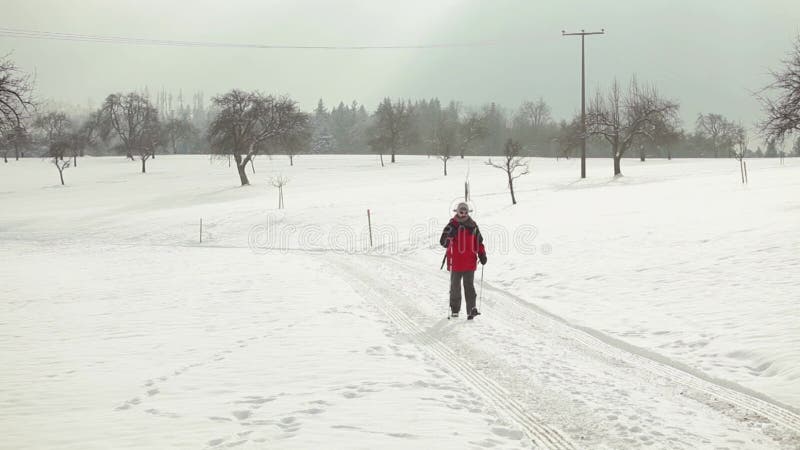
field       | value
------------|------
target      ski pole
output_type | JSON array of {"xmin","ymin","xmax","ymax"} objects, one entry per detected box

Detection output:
[{"xmin": 479, "ymin": 264, "xmax": 484, "ymax": 310}]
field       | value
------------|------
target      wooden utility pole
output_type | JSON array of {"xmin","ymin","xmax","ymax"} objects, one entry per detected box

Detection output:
[{"xmin": 562, "ymin": 28, "xmax": 605, "ymax": 179}]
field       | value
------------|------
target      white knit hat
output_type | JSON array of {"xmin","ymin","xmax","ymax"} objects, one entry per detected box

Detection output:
[{"xmin": 453, "ymin": 202, "xmax": 471, "ymax": 213}]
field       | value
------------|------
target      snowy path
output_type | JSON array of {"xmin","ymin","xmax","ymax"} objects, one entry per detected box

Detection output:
[
  {"xmin": 0, "ymin": 240, "xmax": 553, "ymax": 449},
  {"xmin": 327, "ymin": 252, "xmax": 800, "ymax": 449},
  {"xmin": 5, "ymin": 238, "xmax": 799, "ymax": 448}
]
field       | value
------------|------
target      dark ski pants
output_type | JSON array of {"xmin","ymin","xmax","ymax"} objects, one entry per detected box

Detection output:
[{"xmin": 450, "ymin": 270, "xmax": 477, "ymax": 314}]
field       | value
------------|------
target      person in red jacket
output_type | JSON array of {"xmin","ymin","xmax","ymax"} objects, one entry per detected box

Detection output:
[{"xmin": 440, "ymin": 202, "xmax": 487, "ymax": 319}]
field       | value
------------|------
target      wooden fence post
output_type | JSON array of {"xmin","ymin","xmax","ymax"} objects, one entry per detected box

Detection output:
[{"xmin": 367, "ymin": 209, "xmax": 373, "ymax": 248}]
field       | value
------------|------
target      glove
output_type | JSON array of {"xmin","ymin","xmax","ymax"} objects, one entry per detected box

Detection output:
[
  {"xmin": 479, "ymin": 253, "xmax": 487, "ymax": 265},
  {"xmin": 441, "ymin": 225, "xmax": 458, "ymax": 248},
  {"xmin": 448, "ymin": 225, "xmax": 458, "ymax": 238}
]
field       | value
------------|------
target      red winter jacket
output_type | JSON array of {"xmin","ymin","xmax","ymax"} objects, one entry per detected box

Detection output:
[{"xmin": 440, "ymin": 216, "xmax": 486, "ymax": 272}]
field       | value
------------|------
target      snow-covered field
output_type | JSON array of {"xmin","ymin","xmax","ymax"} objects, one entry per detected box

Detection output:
[{"xmin": 1, "ymin": 154, "xmax": 799, "ymax": 449}]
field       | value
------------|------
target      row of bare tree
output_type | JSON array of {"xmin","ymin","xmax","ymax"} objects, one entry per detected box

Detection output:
[{"xmin": 2, "ymin": 33, "xmax": 799, "ymax": 185}]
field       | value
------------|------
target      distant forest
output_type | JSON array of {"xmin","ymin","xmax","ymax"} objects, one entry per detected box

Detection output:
[{"xmin": 17, "ymin": 89, "xmax": 797, "ymax": 162}]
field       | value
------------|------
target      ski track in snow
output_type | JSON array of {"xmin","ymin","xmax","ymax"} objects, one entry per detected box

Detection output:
[
  {"xmin": 326, "ymin": 252, "xmax": 800, "ymax": 449},
  {"xmin": 328, "ymin": 255, "xmax": 576, "ymax": 450}
]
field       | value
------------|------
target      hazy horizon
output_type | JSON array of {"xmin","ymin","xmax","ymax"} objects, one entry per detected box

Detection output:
[{"xmin": 2, "ymin": 0, "xmax": 799, "ymax": 134}]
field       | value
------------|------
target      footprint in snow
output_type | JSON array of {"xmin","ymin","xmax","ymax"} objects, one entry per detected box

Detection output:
[
  {"xmin": 232, "ymin": 410, "xmax": 252, "ymax": 421},
  {"xmin": 115, "ymin": 397, "xmax": 141, "ymax": 411}
]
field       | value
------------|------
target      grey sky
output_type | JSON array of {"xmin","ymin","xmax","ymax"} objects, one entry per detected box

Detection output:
[{"xmin": 2, "ymin": 0, "xmax": 799, "ymax": 132}]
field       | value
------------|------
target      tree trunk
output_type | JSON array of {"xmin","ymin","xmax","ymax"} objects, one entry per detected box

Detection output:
[
  {"xmin": 235, "ymin": 154, "xmax": 250, "ymax": 186},
  {"xmin": 58, "ymin": 168, "xmax": 65, "ymax": 185},
  {"xmin": 15, "ymin": 149, "xmax": 19, "ymax": 160},
  {"xmin": 614, "ymin": 155, "xmax": 622, "ymax": 176},
  {"xmin": 250, "ymin": 158, "xmax": 255, "ymax": 174},
  {"xmin": 391, "ymin": 150, "xmax": 396, "ymax": 163},
  {"xmin": 740, "ymin": 159, "xmax": 745, "ymax": 184},
  {"xmin": 289, "ymin": 154, "xmax": 294, "ymax": 166},
  {"xmin": 443, "ymin": 159, "xmax": 448, "ymax": 176},
  {"xmin": 508, "ymin": 175, "xmax": 517, "ymax": 205},
  {"xmin": 379, "ymin": 153, "xmax": 384, "ymax": 167},
  {"xmin": 639, "ymin": 146, "xmax": 645, "ymax": 162},
  {"xmin": 3, "ymin": 154, "xmax": 6, "ymax": 163},
  {"xmin": 73, "ymin": 155, "xmax": 77, "ymax": 167},
  {"xmin": 141, "ymin": 158, "xmax": 146, "ymax": 173}
]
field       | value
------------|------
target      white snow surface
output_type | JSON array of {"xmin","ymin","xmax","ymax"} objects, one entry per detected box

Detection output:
[{"xmin": 1, "ymin": 155, "xmax": 799, "ymax": 449}]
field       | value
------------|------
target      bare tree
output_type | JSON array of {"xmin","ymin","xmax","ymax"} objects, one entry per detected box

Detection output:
[
  {"xmin": 277, "ymin": 114, "xmax": 311, "ymax": 166},
  {"xmin": 366, "ymin": 116, "xmax": 386, "ymax": 167},
  {"xmin": 0, "ymin": 55, "xmax": 34, "ymax": 136},
  {"xmin": 433, "ymin": 109, "xmax": 459, "ymax": 176},
  {"xmin": 0, "ymin": 129, "xmax": 9, "ymax": 163},
  {"xmin": 731, "ymin": 123, "xmax": 749, "ymax": 183},
  {"xmin": 163, "ymin": 117, "xmax": 197, "ymax": 154},
  {"xmin": 65, "ymin": 113, "xmax": 101, "ymax": 167},
  {"xmin": 634, "ymin": 111, "xmax": 681, "ymax": 162},
  {"xmin": 34, "ymin": 112, "xmax": 71, "ymax": 158},
  {"xmin": 139, "ymin": 114, "xmax": 163, "ymax": 172},
  {"xmin": 458, "ymin": 110, "xmax": 487, "ymax": 159},
  {"xmin": 758, "ymin": 34, "xmax": 800, "ymax": 143},
  {"xmin": 650, "ymin": 113, "xmax": 681, "ymax": 160},
  {"xmin": 0, "ymin": 123, "xmax": 29, "ymax": 162},
  {"xmin": 368, "ymin": 98, "xmax": 416, "ymax": 164},
  {"xmin": 45, "ymin": 139, "xmax": 71, "ymax": 185},
  {"xmin": 587, "ymin": 77, "xmax": 679, "ymax": 176},
  {"xmin": 33, "ymin": 112, "xmax": 72, "ymax": 145},
  {"xmin": 556, "ymin": 116, "xmax": 582, "ymax": 159},
  {"xmin": 515, "ymin": 98, "xmax": 552, "ymax": 129},
  {"xmin": 696, "ymin": 113, "xmax": 738, "ymax": 158},
  {"xmin": 486, "ymin": 138, "xmax": 530, "ymax": 205},
  {"xmin": 11, "ymin": 124, "xmax": 31, "ymax": 160},
  {"xmin": 97, "ymin": 92, "xmax": 162, "ymax": 172},
  {"xmin": 270, "ymin": 175, "xmax": 289, "ymax": 209},
  {"xmin": 208, "ymin": 90, "xmax": 307, "ymax": 185}
]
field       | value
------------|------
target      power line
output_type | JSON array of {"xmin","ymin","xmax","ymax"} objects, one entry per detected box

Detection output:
[{"xmin": 0, "ymin": 27, "xmax": 497, "ymax": 50}]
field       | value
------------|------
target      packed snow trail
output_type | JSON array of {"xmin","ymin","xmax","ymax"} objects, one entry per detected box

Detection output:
[
  {"xmin": 326, "ymin": 252, "xmax": 800, "ymax": 449},
  {"xmin": 0, "ymin": 240, "xmax": 541, "ymax": 449},
  {"xmin": 329, "ymin": 256, "xmax": 576, "ymax": 449}
]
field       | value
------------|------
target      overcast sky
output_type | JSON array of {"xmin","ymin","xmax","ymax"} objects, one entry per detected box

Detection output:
[{"xmin": 2, "ymin": 0, "xmax": 799, "ymax": 131}]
